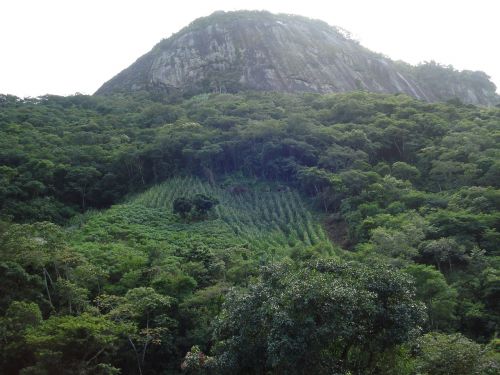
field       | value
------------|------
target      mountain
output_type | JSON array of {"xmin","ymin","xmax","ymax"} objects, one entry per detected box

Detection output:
[{"xmin": 96, "ymin": 10, "xmax": 498, "ymax": 105}]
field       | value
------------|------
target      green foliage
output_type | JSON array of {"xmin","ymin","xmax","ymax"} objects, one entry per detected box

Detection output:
[
  {"xmin": 211, "ymin": 260, "xmax": 425, "ymax": 374},
  {"xmin": 1, "ymin": 90, "xmax": 499, "ymax": 374},
  {"xmin": 405, "ymin": 264, "xmax": 458, "ymax": 330},
  {"xmin": 134, "ymin": 177, "xmax": 327, "ymax": 251},
  {"xmin": 1, "ymin": 91, "xmax": 499, "ymax": 223},
  {"xmin": 0, "ymin": 302, "xmax": 42, "ymax": 374},
  {"xmin": 24, "ymin": 313, "xmax": 129, "ymax": 375},
  {"xmin": 391, "ymin": 161, "xmax": 420, "ymax": 183},
  {"xmin": 96, "ymin": 288, "xmax": 175, "ymax": 375},
  {"xmin": 181, "ymin": 345, "xmax": 215, "ymax": 374},
  {"xmin": 414, "ymin": 332, "xmax": 498, "ymax": 375},
  {"xmin": 192, "ymin": 194, "xmax": 219, "ymax": 216},
  {"xmin": 173, "ymin": 194, "xmax": 219, "ymax": 219},
  {"xmin": 173, "ymin": 197, "xmax": 193, "ymax": 218}
]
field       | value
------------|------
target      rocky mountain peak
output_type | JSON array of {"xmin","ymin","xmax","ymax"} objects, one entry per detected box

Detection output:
[{"xmin": 96, "ymin": 10, "xmax": 498, "ymax": 105}]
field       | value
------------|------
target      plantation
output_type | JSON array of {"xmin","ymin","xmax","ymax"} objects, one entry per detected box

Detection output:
[
  {"xmin": 69, "ymin": 176, "xmax": 332, "ymax": 291},
  {"xmin": 134, "ymin": 177, "xmax": 328, "ymax": 249}
]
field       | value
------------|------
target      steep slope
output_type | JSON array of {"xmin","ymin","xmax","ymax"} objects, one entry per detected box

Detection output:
[
  {"xmin": 96, "ymin": 11, "xmax": 498, "ymax": 105},
  {"xmin": 71, "ymin": 176, "xmax": 330, "ymax": 275}
]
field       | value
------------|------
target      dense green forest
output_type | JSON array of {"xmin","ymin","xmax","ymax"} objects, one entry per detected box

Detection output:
[{"xmin": 1, "ymin": 91, "xmax": 499, "ymax": 374}]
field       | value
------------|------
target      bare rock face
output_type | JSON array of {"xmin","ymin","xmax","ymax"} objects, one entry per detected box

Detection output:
[{"xmin": 96, "ymin": 11, "xmax": 498, "ymax": 105}]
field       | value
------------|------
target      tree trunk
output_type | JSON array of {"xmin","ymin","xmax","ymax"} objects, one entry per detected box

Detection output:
[
  {"xmin": 128, "ymin": 337, "xmax": 143, "ymax": 375},
  {"xmin": 43, "ymin": 268, "xmax": 53, "ymax": 308}
]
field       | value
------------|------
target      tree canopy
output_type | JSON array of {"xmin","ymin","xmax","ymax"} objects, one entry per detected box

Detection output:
[{"xmin": 0, "ymin": 90, "xmax": 499, "ymax": 374}]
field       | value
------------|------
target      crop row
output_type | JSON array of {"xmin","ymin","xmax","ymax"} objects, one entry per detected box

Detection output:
[{"xmin": 133, "ymin": 177, "xmax": 327, "ymax": 248}]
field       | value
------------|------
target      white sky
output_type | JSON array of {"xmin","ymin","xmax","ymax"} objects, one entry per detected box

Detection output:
[{"xmin": 1, "ymin": 0, "xmax": 499, "ymax": 97}]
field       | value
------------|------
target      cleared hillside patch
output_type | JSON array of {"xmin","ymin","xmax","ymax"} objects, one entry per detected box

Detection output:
[
  {"xmin": 69, "ymin": 177, "xmax": 331, "ymax": 291},
  {"xmin": 133, "ymin": 176, "xmax": 328, "ymax": 250}
]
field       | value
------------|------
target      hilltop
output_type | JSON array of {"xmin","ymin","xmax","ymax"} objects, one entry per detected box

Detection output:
[{"xmin": 96, "ymin": 10, "xmax": 498, "ymax": 105}]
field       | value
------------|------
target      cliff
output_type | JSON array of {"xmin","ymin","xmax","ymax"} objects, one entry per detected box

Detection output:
[{"xmin": 96, "ymin": 11, "xmax": 498, "ymax": 105}]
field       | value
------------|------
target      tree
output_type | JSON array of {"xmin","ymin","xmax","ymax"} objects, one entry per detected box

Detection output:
[
  {"xmin": 0, "ymin": 221, "xmax": 81, "ymax": 312},
  {"xmin": 96, "ymin": 287, "xmax": 175, "ymax": 375},
  {"xmin": 0, "ymin": 261, "xmax": 45, "ymax": 313},
  {"xmin": 479, "ymin": 161, "xmax": 500, "ymax": 187},
  {"xmin": 211, "ymin": 260, "xmax": 425, "ymax": 374},
  {"xmin": 391, "ymin": 161, "xmax": 420, "ymax": 183},
  {"xmin": 370, "ymin": 226, "xmax": 419, "ymax": 261},
  {"xmin": 54, "ymin": 279, "xmax": 90, "ymax": 315},
  {"xmin": 173, "ymin": 195, "xmax": 219, "ymax": 219},
  {"xmin": 296, "ymin": 166, "xmax": 343, "ymax": 211},
  {"xmin": 173, "ymin": 197, "xmax": 193, "ymax": 218},
  {"xmin": 0, "ymin": 301, "xmax": 42, "ymax": 374},
  {"xmin": 414, "ymin": 332, "xmax": 497, "ymax": 375},
  {"xmin": 405, "ymin": 264, "xmax": 457, "ymax": 330},
  {"xmin": 23, "ymin": 313, "xmax": 129, "ymax": 375},
  {"xmin": 419, "ymin": 237, "xmax": 467, "ymax": 272},
  {"xmin": 66, "ymin": 166, "xmax": 102, "ymax": 210},
  {"xmin": 181, "ymin": 345, "xmax": 215, "ymax": 374},
  {"xmin": 192, "ymin": 194, "xmax": 219, "ymax": 216},
  {"xmin": 367, "ymin": 212, "xmax": 426, "ymax": 261}
]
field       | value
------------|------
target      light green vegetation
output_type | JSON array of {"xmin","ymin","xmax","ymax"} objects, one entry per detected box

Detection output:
[
  {"xmin": 134, "ymin": 176, "xmax": 327, "ymax": 249},
  {"xmin": 68, "ymin": 177, "xmax": 332, "ymax": 296}
]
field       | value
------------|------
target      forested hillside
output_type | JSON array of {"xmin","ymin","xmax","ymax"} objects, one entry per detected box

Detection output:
[{"xmin": 1, "ymin": 91, "xmax": 499, "ymax": 374}]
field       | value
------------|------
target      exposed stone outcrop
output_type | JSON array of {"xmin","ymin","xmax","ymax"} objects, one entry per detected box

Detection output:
[{"xmin": 96, "ymin": 11, "xmax": 499, "ymax": 105}]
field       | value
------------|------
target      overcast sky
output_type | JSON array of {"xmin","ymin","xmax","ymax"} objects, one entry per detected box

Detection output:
[{"xmin": 1, "ymin": 0, "xmax": 499, "ymax": 97}]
